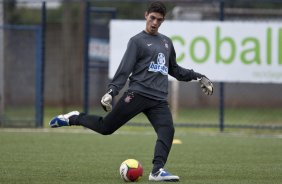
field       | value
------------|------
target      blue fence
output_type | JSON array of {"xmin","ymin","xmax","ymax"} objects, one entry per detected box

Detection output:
[
  {"xmin": 83, "ymin": 2, "xmax": 117, "ymax": 114},
  {"xmin": 0, "ymin": 2, "xmax": 45, "ymax": 128},
  {"xmin": 1, "ymin": 0, "xmax": 281, "ymax": 130},
  {"xmin": 82, "ymin": 1, "xmax": 282, "ymax": 131}
]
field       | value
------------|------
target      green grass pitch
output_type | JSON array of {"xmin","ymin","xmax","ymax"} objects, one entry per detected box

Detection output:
[{"xmin": 0, "ymin": 127, "xmax": 282, "ymax": 184}]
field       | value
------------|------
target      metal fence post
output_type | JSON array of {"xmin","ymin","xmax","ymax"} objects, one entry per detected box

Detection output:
[
  {"xmin": 83, "ymin": 5, "xmax": 117, "ymax": 114},
  {"xmin": 83, "ymin": 1, "xmax": 91, "ymax": 114},
  {"xmin": 35, "ymin": 1, "xmax": 46, "ymax": 128},
  {"xmin": 219, "ymin": 1, "xmax": 225, "ymax": 132},
  {"xmin": 0, "ymin": 2, "xmax": 4, "ymax": 126}
]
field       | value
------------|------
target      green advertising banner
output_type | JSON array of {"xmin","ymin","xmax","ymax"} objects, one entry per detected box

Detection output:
[{"xmin": 110, "ymin": 20, "xmax": 282, "ymax": 83}]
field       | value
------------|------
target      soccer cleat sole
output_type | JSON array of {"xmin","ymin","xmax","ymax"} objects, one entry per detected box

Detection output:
[{"xmin": 164, "ymin": 179, "xmax": 179, "ymax": 182}]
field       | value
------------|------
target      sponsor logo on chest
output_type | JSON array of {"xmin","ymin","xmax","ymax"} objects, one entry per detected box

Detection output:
[{"xmin": 148, "ymin": 53, "xmax": 168, "ymax": 75}]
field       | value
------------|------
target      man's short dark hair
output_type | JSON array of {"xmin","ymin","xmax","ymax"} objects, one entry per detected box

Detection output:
[{"xmin": 147, "ymin": 1, "xmax": 167, "ymax": 17}]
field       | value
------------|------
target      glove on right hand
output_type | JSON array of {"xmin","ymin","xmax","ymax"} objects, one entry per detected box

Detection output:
[
  {"xmin": 198, "ymin": 76, "xmax": 214, "ymax": 95},
  {"xmin": 101, "ymin": 89, "xmax": 113, "ymax": 112}
]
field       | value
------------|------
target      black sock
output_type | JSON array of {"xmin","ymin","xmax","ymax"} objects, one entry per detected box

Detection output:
[
  {"xmin": 69, "ymin": 115, "xmax": 79, "ymax": 125},
  {"xmin": 152, "ymin": 164, "xmax": 162, "ymax": 174}
]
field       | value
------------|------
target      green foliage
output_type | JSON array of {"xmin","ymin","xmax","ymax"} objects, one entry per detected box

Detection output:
[
  {"xmin": 3, "ymin": 1, "xmax": 177, "ymax": 25},
  {"xmin": 3, "ymin": 2, "xmax": 83, "ymax": 24},
  {"xmin": 92, "ymin": 1, "xmax": 148, "ymax": 20},
  {"xmin": 2, "ymin": 0, "xmax": 282, "ymax": 24}
]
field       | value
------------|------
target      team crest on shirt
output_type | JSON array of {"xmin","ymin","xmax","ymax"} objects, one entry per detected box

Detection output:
[
  {"xmin": 124, "ymin": 95, "xmax": 132, "ymax": 103},
  {"xmin": 148, "ymin": 53, "xmax": 168, "ymax": 75},
  {"xmin": 163, "ymin": 39, "xmax": 169, "ymax": 49},
  {"xmin": 165, "ymin": 43, "xmax": 169, "ymax": 49},
  {"xmin": 124, "ymin": 92, "xmax": 134, "ymax": 103}
]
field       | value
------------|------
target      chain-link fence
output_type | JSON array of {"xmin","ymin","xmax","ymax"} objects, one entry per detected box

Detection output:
[
  {"xmin": 0, "ymin": 24, "xmax": 42, "ymax": 127},
  {"xmin": 0, "ymin": 0, "xmax": 281, "ymax": 130}
]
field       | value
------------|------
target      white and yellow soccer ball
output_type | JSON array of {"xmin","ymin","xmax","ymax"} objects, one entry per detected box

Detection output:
[{"xmin": 119, "ymin": 159, "xmax": 143, "ymax": 182}]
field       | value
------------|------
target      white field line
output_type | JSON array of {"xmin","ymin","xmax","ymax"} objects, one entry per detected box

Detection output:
[
  {"xmin": 0, "ymin": 127, "xmax": 282, "ymax": 139},
  {"xmin": 0, "ymin": 127, "xmax": 157, "ymax": 135}
]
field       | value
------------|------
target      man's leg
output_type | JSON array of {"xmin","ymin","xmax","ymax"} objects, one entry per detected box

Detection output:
[
  {"xmin": 144, "ymin": 101, "xmax": 174, "ymax": 171},
  {"xmin": 144, "ymin": 101, "xmax": 179, "ymax": 181},
  {"xmin": 51, "ymin": 91, "xmax": 145, "ymax": 135}
]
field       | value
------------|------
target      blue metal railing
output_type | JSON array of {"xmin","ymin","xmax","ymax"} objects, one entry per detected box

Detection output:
[
  {"xmin": 83, "ymin": 2, "xmax": 117, "ymax": 114},
  {"xmin": 219, "ymin": 1, "xmax": 225, "ymax": 132},
  {"xmin": 0, "ymin": 2, "xmax": 45, "ymax": 128}
]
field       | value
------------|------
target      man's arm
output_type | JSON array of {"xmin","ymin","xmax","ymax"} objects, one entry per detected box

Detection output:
[
  {"xmin": 168, "ymin": 44, "xmax": 213, "ymax": 95},
  {"xmin": 168, "ymin": 45, "xmax": 202, "ymax": 81},
  {"xmin": 101, "ymin": 38, "xmax": 138, "ymax": 112},
  {"xmin": 108, "ymin": 38, "xmax": 138, "ymax": 96}
]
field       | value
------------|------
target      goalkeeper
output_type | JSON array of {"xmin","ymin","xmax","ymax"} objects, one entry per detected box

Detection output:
[{"xmin": 50, "ymin": 1, "xmax": 213, "ymax": 182}]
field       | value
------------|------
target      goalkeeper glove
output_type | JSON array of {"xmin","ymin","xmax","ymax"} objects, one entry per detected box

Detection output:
[
  {"xmin": 197, "ymin": 76, "xmax": 213, "ymax": 95},
  {"xmin": 101, "ymin": 89, "xmax": 113, "ymax": 112}
]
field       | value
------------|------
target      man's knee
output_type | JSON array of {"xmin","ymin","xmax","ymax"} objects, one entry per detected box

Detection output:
[
  {"xmin": 167, "ymin": 125, "xmax": 175, "ymax": 137},
  {"xmin": 99, "ymin": 126, "xmax": 116, "ymax": 135},
  {"xmin": 157, "ymin": 125, "xmax": 175, "ymax": 138}
]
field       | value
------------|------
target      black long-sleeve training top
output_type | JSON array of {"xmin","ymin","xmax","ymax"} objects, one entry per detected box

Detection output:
[{"xmin": 108, "ymin": 30, "xmax": 200, "ymax": 100}]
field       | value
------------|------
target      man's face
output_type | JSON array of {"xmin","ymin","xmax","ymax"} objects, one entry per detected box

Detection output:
[{"xmin": 145, "ymin": 12, "xmax": 164, "ymax": 35}]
